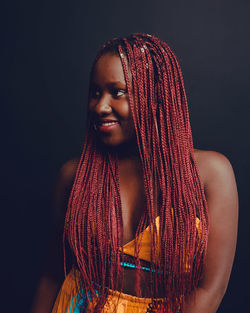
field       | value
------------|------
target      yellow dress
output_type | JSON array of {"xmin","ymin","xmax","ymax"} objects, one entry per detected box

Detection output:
[{"xmin": 52, "ymin": 217, "xmax": 202, "ymax": 313}]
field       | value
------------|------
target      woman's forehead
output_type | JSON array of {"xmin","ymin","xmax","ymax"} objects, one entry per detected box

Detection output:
[{"xmin": 92, "ymin": 53, "xmax": 126, "ymax": 85}]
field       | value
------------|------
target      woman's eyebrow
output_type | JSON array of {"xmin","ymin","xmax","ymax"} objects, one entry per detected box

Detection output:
[
  {"xmin": 90, "ymin": 81, "xmax": 127, "ymax": 89},
  {"xmin": 106, "ymin": 81, "xmax": 127, "ymax": 88}
]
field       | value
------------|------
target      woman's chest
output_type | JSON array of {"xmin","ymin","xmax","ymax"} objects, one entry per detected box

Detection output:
[
  {"xmin": 119, "ymin": 177, "xmax": 160, "ymax": 246},
  {"xmin": 119, "ymin": 175, "xmax": 147, "ymax": 245}
]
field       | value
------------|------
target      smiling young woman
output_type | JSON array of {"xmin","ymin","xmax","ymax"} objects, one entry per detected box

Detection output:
[
  {"xmin": 31, "ymin": 33, "xmax": 238, "ymax": 313},
  {"xmin": 88, "ymin": 53, "xmax": 136, "ymax": 148}
]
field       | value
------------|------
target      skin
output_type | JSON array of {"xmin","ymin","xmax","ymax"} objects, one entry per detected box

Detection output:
[{"xmin": 30, "ymin": 53, "xmax": 238, "ymax": 313}]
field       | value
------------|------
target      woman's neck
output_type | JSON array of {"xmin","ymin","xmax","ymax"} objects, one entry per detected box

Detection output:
[
  {"xmin": 97, "ymin": 139, "xmax": 143, "ymax": 176},
  {"xmin": 118, "ymin": 145, "xmax": 143, "ymax": 177}
]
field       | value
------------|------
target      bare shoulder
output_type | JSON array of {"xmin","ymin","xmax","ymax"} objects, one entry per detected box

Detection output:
[
  {"xmin": 193, "ymin": 149, "xmax": 235, "ymax": 186},
  {"xmin": 193, "ymin": 148, "xmax": 238, "ymax": 214},
  {"xmin": 192, "ymin": 152, "xmax": 238, "ymax": 299}
]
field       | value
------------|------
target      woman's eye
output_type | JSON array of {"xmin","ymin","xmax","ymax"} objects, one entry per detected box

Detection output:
[{"xmin": 112, "ymin": 89, "xmax": 127, "ymax": 98}]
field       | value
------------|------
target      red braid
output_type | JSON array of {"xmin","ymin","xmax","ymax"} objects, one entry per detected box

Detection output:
[{"xmin": 63, "ymin": 33, "xmax": 209, "ymax": 313}]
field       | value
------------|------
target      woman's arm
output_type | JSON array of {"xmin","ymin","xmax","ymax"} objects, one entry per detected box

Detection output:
[
  {"xmin": 30, "ymin": 159, "xmax": 79, "ymax": 313},
  {"xmin": 184, "ymin": 151, "xmax": 239, "ymax": 313}
]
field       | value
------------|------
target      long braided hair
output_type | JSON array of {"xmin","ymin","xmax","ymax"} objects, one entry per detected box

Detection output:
[{"xmin": 63, "ymin": 33, "xmax": 209, "ymax": 312}]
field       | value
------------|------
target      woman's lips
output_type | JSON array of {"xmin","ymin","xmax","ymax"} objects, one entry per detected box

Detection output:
[{"xmin": 97, "ymin": 121, "xmax": 120, "ymax": 133}]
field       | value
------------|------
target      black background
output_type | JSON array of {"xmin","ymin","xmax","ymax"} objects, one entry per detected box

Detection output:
[{"xmin": 1, "ymin": 0, "xmax": 249, "ymax": 312}]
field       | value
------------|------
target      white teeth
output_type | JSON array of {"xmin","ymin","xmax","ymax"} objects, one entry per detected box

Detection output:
[{"xmin": 101, "ymin": 121, "xmax": 118, "ymax": 126}]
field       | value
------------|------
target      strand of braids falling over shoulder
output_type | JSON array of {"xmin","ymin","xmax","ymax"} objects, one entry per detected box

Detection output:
[{"xmin": 63, "ymin": 33, "xmax": 209, "ymax": 313}]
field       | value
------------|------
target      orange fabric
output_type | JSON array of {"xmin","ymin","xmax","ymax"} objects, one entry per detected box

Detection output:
[
  {"xmin": 88, "ymin": 289, "xmax": 157, "ymax": 313},
  {"xmin": 122, "ymin": 216, "xmax": 161, "ymax": 262},
  {"xmin": 52, "ymin": 268, "xmax": 83, "ymax": 313},
  {"xmin": 122, "ymin": 216, "xmax": 202, "ymax": 263},
  {"xmin": 52, "ymin": 267, "xmax": 164, "ymax": 313},
  {"xmin": 52, "ymin": 216, "xmax": 201, "ymax": 312},
  {"xmin": 52, "ymin": 214, "xmax": 202, "ymax": 312}
]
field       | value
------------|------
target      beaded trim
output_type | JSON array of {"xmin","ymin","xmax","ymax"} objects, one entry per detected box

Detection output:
[
  {"xmin": 120, "ymin": 261, "xmax": 151, "ymax": 271},
  {"xmin": 119, "ymin": 254, "xmax": 163, "ymax": 274}
]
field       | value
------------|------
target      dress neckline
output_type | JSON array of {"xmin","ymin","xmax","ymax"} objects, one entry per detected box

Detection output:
[{"xmin": 122, "ymin": 216, "xmax": 160, "ymax": 248}]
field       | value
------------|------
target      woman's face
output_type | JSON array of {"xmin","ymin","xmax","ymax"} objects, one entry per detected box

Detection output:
[{"xmin": 88, "ymin": 53, "xmax": 136, "ymax": 147}]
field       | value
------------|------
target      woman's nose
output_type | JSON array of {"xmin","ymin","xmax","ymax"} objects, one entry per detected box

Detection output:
[{"xmin": 94, "ymin": 94, "xmax": 112, "ymax": 115}]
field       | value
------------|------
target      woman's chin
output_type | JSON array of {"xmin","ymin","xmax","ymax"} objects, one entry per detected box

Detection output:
[
  {"xmin": 96, "ymin": 137, "xmax": 137, "ymax": 152},
  {"xmin": 96, "ymin": 134, "xmax": 124, "ymax": 146}
]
